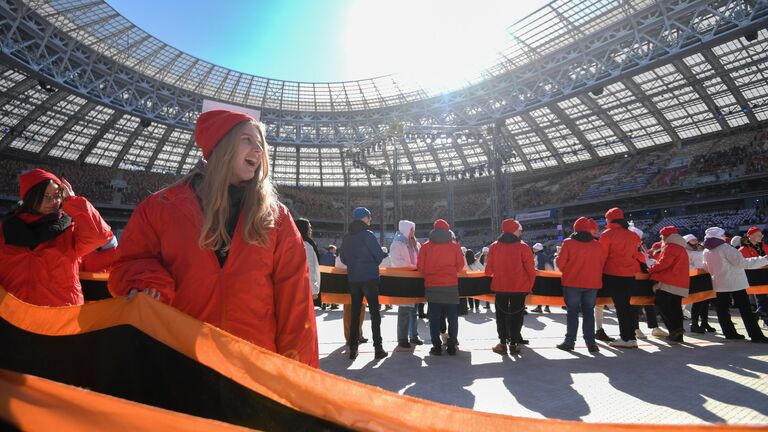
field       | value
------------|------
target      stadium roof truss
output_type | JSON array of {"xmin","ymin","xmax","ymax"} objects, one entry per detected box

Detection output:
[{"xmin": 0, "ymin": 0, "xmax": 766, "ymax": 186}]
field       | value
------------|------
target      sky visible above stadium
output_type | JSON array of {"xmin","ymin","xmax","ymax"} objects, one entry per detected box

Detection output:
[{"xmin": 106, "ymin": 0, "xmax": 549, "ymax": 90}]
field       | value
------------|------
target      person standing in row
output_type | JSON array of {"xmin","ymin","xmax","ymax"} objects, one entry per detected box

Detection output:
[
  {"xmin": 390, "ymin": 219, "xmax": 423, "ymax": 348},
  {"xmin": 295, "ymin": 218, "xmax": 321, "ymax": 306},
  {"xmin": 600, "ymin": 207, "xmax": 641, "ymax": 349},
  {"xmin": 740, "ymin": 227, "xmax": 768, "ymax": 327},
  {"xmin": 418, "ymin": 219, "xmax": 464, "ymax": 356},
  {"xmin": 556, "ymin": 217, "xmax": 605, "ymax": 352},
  {"xmin": 648, "ymin": 226, "xmax": 689, "ymax": 343},
  {"xmin": 109, "ymin": 110, "xmax": 318, "ymax": 366},
  {"xmin": 486, "ymin": 219, "xmax": 535, "ymax": 356},
  {"xmin": 1, "ymin": 169, "xmax": 113, "ymax": 306},
  {"xmin": 702, "ymin": 227, "xmax": 768, "ymax": 343},
  {"xmin": 340, "ymin": 207, "xmax": 388, "ymax": 360}
]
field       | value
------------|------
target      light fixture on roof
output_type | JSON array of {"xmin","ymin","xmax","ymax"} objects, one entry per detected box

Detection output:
[
  {"xmin": 743, "ymin": 30, "xmax": 758, "ymax": 42},
  {"xmin": 37, "ymin": 80, "xmax": 55, "ymax": 94},
  {"xmin": 139, "ymin": 119, "xmax": 152, "ymax": 128},
  {"xmin": 591, "ymin": 87, "xmax": 604, "ymax": 96}
]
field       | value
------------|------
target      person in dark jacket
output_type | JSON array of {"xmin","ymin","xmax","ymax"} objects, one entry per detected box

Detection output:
[
  {"xmin": 319, "ymin": 245, "xmax": 337, "ymax": 266},
  {"xmin": 340, "ymin": 207, "xmax": 388, "ymax": 360},
  {"xmin": 417, "ymin": 219, "xmax": 465, "ymax": 356},
  {"xmin": 485, "ymin": 219, "xmax": 536, "ymax": 355},
  {"xmin": 556, "ymin": 217, "xmax": 606, "ymax": 352},
  {"xmin": 600, "ymin": 207, "xmax": 641, "ymax": 349}
]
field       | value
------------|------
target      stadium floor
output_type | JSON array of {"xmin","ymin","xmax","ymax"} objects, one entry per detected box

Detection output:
[{"xmin": 318, "ymin": 306, "xmax": 768, "ymax": 425}]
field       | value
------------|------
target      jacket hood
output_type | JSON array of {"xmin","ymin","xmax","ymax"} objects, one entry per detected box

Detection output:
[
  {"xmin": 703, "ymin": 237, "xmax": 726, "ymax": 250},
  {"xmin": 348, "ymin": 219, "xmax": 368, "ymax": 235},
  {"xmin": 497, "ymin": 232, "xmax": 521, "ymax": 244},
  {"xmin": 398, "ymin": 220, "xmax": 415, "ymax": 237},
  {"xmin": 663, "ymin": 233, "xmax": 687, "ymax": 249},
  {"xmin": 570, "ymin": 231, "xmax": 595, "ymax": 242},
  {"xmin": 428, "ymin": 228, "xmax": 452, "ymax": 244}
]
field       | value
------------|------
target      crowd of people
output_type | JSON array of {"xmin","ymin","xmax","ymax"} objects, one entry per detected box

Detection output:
[{"xmin": 2, "ymin": 108, "xmax": 767, "ymax": 372}]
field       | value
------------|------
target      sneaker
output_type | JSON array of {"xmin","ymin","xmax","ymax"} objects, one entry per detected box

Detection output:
[
  {"xmin": 690, "ymin": 324, "xmax": 705, "ymax": 334},
  {"xmin": 374, "ymin": 347, "xmax": 388, "ymax": 359},
  {"xmin": 397, "ymin": 340, "xmax": 411, "ymax": 349},
  {"xmin": 492, "ymin": 343, "xmax": 507, "ymax": 355},
  {"xmin": 587, "ymin": 344, "xmax": 600, "ymax": 353},
  {"xmin": 409, "ymin": 337, "xmax": 424, "ymax": 345},
  {"xmin": 556, "ymin": 342, "xmax": 575, "ymax": 351},
  {"xmin": 651, "ymin": 327, "xmax": 668, "ymax": 337},
  {"xmin": 440, "ymin": 333, "xmax": 449, "ymax": 345},
  {"xmin": 666, "ymin": 329, "xmax": 684, "ymax": 344},
  {"xmin": 635, "ymin": 329, "xmax": 648, "ymax": 340},
  {"xmin": 544, "ymin": 306, "xmax": 551, "ymax": 313},
  {"xmin": 508, "ymin": 343, "xmax": 521, "ymax": 355},
  {"xmin": 429, "ymin": 346, "xmax": 442, "ymax": 356},
  {"xmin": 702, "ymin": 324, "xmax": 717, "ymax": 333},
  {"xmin": 446, "ymin": 345, "xmax": 457, "ymax": 356},
  {"xmin": 330, "ymin": 304, "xmax": 339, "ymax": 310},
  {"xmin": 609, "ymin": 339, "xmax": 638, "ymax": 348},
  {"xmin": 349, "ymin": 347, "xmax": 358, "ymax": 360},
  {"xmin": 532, "ymin": 306, "xmax": 543, "ymax": 313},
  {"xmin": 725, "ymin": 333, "xmax": 746, "ymax": 340},
  {"xmin": 595, "ymin": 328, "xmax": 614, "ymax": 342}
]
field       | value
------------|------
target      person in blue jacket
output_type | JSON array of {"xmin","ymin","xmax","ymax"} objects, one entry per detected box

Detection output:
[{"xmin": 340, "ymin": 207, "xmax": 388, "ymax": 360}]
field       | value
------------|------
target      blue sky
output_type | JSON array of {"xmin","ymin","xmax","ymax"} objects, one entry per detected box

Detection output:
[{"xmin": 107, "ymin": 0, "xmax": 550, "ymax": 87}]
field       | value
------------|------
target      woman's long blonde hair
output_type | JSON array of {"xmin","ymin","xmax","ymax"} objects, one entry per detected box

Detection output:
[{"xmin": 180, "ymin": 120, "xmax": 278, "ymax": 252}]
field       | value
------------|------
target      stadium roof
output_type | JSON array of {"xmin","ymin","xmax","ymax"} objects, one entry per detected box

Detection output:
[{"xmin": 0, "ymin": 0, "xmax": 767, "ymax": 187}]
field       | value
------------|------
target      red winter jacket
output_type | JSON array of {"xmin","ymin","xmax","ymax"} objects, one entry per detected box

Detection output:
[
  {"xmin": 557, "ymin": 234, "xmax": 606, "ymax": 289},
  {"xmin": 740, "ymin": 246, "xmax": 760, "ymax": 259},
  {"xmin": 599, "ymin": 223, "xmax": 641, "ymax": 277},
  {"xmin": 416, "ymin": 229, "xmax": 464, "ymax": 287},
  {"xmin": 80, "ymin": 246, "xmax": 118, "ymax": 273},
  {"xmin": 649, "ymin": 235, "xmax": 690, "ymax": 289},
  {"xmin": 484, "ymin": 234, "xmax": 536, "ymax": 293},
  {"xmin": 0, "ymin": 196, "xmax": 113, "ymax": 306},
  {"xmin": 108, "ymin": 183, "xmax": 319, "ymax": 367}
]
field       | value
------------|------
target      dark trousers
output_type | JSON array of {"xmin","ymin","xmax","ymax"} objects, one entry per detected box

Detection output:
[
  {"xmin": 494, "ymin": 293, "xmax": 527, "ymax": 344},
  {"xmin": 655, "ymin": 290, "xmax": 683, "ymax": 333},
  {"xmin": 634, "ymin": 305, "xmax": 659, "ymax": 328},
  {"xmin": 428, "ymin": 303, "xmax": 458, "ymax": 347},
  {"xmin": 716, "ymin": 290, "xmax": 765, "ymax": 340},
  {"xmin": 604, "ymin": 275, "xmax": 638, "ymax": 341},
  {"xmin": 691, "ymin": 299, "xmax": 710, "ymax": 326},
  {"xmin": 349, "ymin": 279, "xmax": 382, "ymax": 348}
]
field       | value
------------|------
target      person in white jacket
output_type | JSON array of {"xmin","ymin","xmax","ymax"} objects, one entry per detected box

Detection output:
[
  {"xmin": 702, "ymin": 227, "xmax": 768, "ymax": 343},
  {"xmin": 390, "ymin": 220, "xmax": 423, "ymax": 348}
]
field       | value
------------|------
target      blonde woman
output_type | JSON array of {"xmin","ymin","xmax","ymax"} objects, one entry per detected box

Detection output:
[{"xmin": 109, "ymin": 110, "xmax": 319, "ymax": 367}]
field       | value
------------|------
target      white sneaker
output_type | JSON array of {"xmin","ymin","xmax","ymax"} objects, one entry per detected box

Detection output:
[
  {"xmin": 651, "ymin": 327, "xmax": 668, "ymax": 337},
  {"xmin": 609, "ymin": 339, "xmax": 638, "ymax": 348},
  {"xmin": 635, "ymin": 329, "xmax": 648, "ymax": 339},
  {"xmin": 440, "ymin": 333, "xmax": 449, "ymax": 345}
]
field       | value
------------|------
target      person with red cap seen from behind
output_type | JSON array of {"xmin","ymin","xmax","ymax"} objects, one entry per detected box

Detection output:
[
  {"xmin": 109, "ymin": 110, "xmax": 319, "ymax": 367},
  {"xmin": 740, "ymin": 227, "xmax": 768, "ymax": 327},
  {"xmin": 555, "ymin": 217, "xmax": 606, "ymax": 353},
  {"xmin": 417, "ymin": 219, "xmax": 465, "ymax": 356},
  {"xmin": 485, "ymin": 219, "xmax": 535, "ymax": 356},
  {"xmin": 648, "ymin": 226, "xmax": 690, "ymax": 343},
  {"xmin": 600, "ymin": 207, "xmax": 641, "ymax": 348},
  {"xmin": 0, "ymin": 169, "xmax": 113, "ymax": 306}
]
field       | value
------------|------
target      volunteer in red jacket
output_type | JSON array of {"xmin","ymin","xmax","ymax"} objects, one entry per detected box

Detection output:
[
  {"xmin": 739, "ymin": 227, "xmax": 767, "ymax": 326},
  {"xmin": 648, "ymin": 226, "xmax": 689, "ymax": 343},
  {"xmin": 109, "ymin": 110, "xmax": 319, "ymax": 367},
  {"xmin": 417, "ymin": 219, "xmax": 464, "ymax": 356},
  {"xmin": 599, "ymin": 207, "xmax": 641, "ymax": 348},
  {"xmin": 556, "ymin": 217, "xmax": 606, "ymax": 353},
  {"xmin": 0, "ymin": 169, "xmax": 113, "ymax": 306},
  {"xmin": 485, "ymin": 219, "xmax": 535, "ymax": 356}
]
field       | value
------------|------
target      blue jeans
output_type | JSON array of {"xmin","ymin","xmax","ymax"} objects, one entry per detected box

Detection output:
[
  {"xmin": 562, "ymin": 287, "xmax": 597, "ymax": 345},
  {"xmin": 428, "ymin": 303, "xmax": 458, "ymax": 347},
  {"xmin": 397, "ymin": 305, "xmax": 419, "ymax": 341}
]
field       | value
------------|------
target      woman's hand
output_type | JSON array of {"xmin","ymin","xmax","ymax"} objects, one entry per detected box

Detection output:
[
  {"xmin": 60, "ymin": 178, "xmax": 75, "ymax": 198},
  {"xmin": 127, "ymin": 288, "xmax": 162, "ymax": 301}
]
